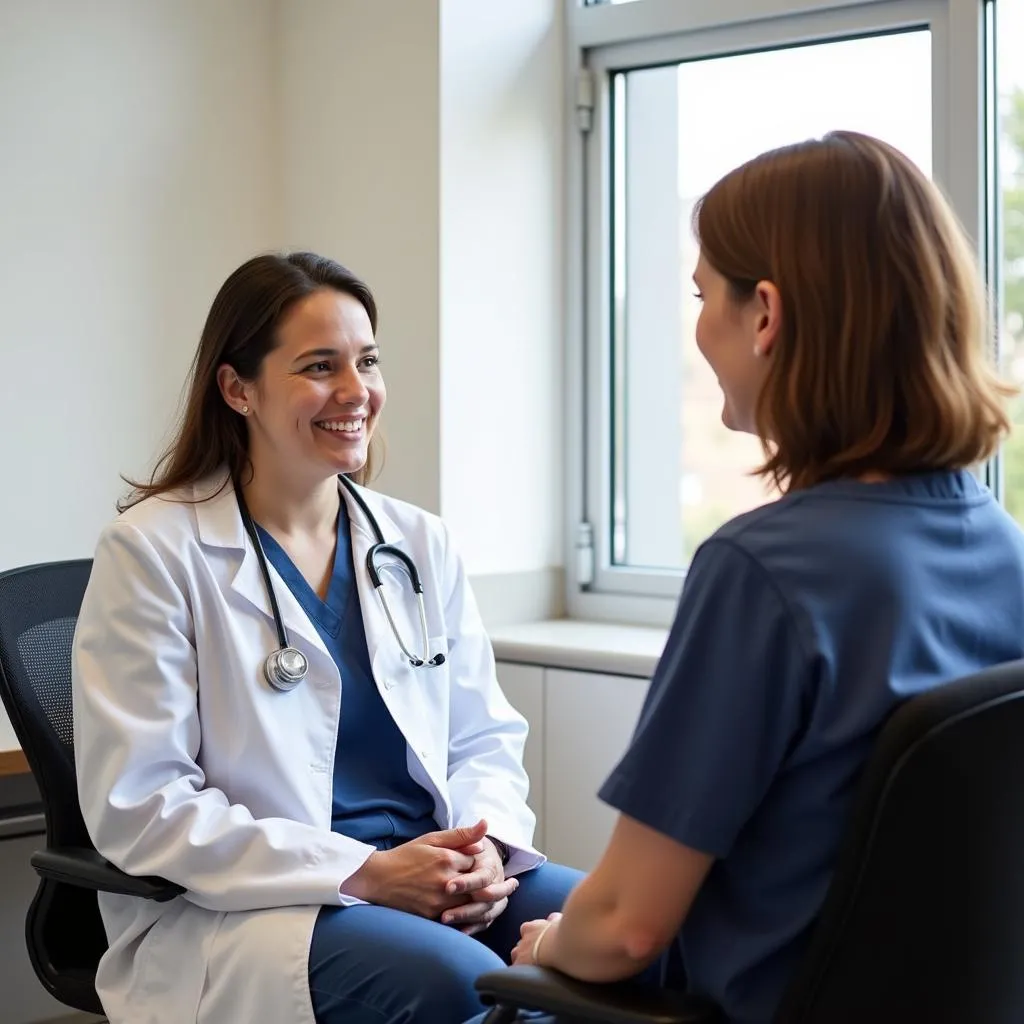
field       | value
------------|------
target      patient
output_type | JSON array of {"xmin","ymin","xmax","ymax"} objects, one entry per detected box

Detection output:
[{"xmin": 498, "ymin": 131, "xmax": 1024, "ymax": 1024}]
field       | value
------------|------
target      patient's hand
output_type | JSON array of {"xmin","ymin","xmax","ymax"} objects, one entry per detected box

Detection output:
[
  {"xmin": 512, "ymin": 913, "xmax": 562, "ymax": 966},
  {"xmin": 438, "ymin": 836, "xmax": 518, "ymax": 935}
]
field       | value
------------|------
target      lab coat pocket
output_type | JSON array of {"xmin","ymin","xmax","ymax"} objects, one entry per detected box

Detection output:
[
  {"xmin": 197, "ymin": 905, "xmax": 319, "ymax": 1024},
  {"xmin": 378, "ymin": 634, "xmax": 449, "ymax": 689},
  {"xmin": 128, "ymin": 898, "xmax": 221, "ymax": 1023},
  {"xmin": 379, "ymin": 636, "xmax": 452, "ymax": 751},
  {"xmin": 429, "ymin": 632, "xmax": 450, "ymax": 667}
]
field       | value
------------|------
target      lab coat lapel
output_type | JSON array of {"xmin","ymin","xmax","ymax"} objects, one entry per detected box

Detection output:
[{"xmin": 192, "ymin": 476, "xmax": 331, "ymax": 659}]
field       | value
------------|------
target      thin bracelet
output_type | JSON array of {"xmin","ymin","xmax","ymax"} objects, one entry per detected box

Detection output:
[{"xmin": 531, "ymin": 920, "xmax": 555, "ymax": 965}]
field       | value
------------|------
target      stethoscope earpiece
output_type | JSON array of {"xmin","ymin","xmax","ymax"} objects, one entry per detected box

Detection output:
[
  {"xmin": 237, "ymin": 475, "xmax": 445, "ymax": 694},
  {"xmin": 409, "ymin": 653, "xmax": 445, "ymax": 668}
]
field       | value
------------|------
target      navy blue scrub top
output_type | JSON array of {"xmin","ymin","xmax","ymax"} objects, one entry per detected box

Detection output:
[
  {"xmin": 600, "ymin": 469, "xmax": 1024, "ymax": 1024},
  {"xmin": 256, "ymin": 499, "xmax": 438, "ymax": 850}
]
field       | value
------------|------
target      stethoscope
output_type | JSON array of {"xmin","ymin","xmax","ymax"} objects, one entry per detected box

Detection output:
[{"xmin": 236, "ymin": 475, "xmax": 445, "ymax": 693}]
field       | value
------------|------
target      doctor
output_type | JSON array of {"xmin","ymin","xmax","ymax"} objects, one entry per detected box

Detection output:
[{"xmin": 72, "ymin": 251, "xmax": 582, "ymax": 1024}]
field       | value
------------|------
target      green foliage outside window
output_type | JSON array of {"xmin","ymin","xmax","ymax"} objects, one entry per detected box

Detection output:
[{"xmin": 1000, "ymin": 90, "xmax": 1024, "ymax": 521}]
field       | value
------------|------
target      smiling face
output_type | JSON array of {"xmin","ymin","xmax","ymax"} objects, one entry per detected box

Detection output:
[
  {"xmin": 693, "ymin": 252, "xmax": 780, "ymax": 436},
  {"xmin": 218, "ymin": 287, "xmax": 385, "ymax": 489}
]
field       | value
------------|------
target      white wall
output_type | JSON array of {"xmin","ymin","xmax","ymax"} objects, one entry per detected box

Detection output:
[
  {"xmin": 278, "ymin": 0, "xmax": 444, "ymax": 514},
  {"xmin": 0, "ymin": 5, "xmax": 280, "ymax": 1018},
  {"xmin": 0, "ymin": 0, "xmax": 563, "ymax": 592},
  {"xmin": 281, "ymin": 0, "xmax": 564, "ymax": 588},
  {"xmin": 439, "ymin": 0, "xmax": 564, "ymax": 576},
  {"xmin": 0, "ymin": 0, "xmax": 567, "ymax": 707},
  {"xmin": 0, "ymin": 0, "xmax": 281, "ymax": 573}
]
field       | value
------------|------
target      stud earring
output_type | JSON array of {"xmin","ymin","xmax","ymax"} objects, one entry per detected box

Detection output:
[{"xmin": 241, "ymin": 405, "xmax": 249, "ymax": 415}]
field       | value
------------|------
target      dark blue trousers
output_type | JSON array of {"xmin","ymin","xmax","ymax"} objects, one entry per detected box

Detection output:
[{"xmin": 308, "ymin": 861, "xmax": 584, "ymax": 1024}]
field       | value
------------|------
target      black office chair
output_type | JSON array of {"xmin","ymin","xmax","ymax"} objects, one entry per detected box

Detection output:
[
  {"xmin": 0, "ymin": 559, "xmax": 182, "ymax": 1016},
  {"xmin": 477, "ymin": 658, "xmax": 1024, "ymax": 1024}
]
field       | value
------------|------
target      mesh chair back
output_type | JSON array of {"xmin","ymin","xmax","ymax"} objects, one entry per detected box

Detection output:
[
  {"xmin": 0, "ymin": 560, "xmax": 93, "ymax": 848},
  {"xmin": 0, "ymin": 559, "xmax": 106, "ymax": 1014}
]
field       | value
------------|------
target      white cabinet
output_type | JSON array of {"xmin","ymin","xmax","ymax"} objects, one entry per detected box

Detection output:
[
  {"xmin": 542, "ymin": 669, "xmax": 648, "ymax": 871},
  {"xmin": 496, "ymin": 661, "xmax": 651, "ymax": 872},
  {"xmin": 495, "ymin": 662, "xmax": 545, "ymax": 850}
]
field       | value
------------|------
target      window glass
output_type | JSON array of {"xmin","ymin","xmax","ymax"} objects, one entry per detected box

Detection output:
[
  {"xmin": 610, "ymin": 31, "xmax": 933, "ymax": 569},
  {"xmin": 997, "ymin": 0, "xmax": 1024, "ymax": 521}
]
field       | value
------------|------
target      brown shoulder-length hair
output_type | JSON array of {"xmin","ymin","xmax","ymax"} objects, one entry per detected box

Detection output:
[
  {"xmin": 693, "ymin": 130, "xmax": 1014, "ymax": 493},
  {"xmin": 120, "ymin": 252, "xmax": 382, "ymax": 511}
]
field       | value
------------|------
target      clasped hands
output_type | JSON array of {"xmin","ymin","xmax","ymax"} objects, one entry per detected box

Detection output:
[{"xmin": 344, "ymin": 818, "xmax": 517, "ymax": 935}]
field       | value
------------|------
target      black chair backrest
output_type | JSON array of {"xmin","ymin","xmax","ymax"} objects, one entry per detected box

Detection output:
[
  {"xmin": 0, "ymin": 560, "xmax": 93, "ymax": 850},
  {"xmin": 776, "ymin": 659, "xmax": 1024, "ymax": 1024},
  {"xmin": 0, "ymin": 559, "xmax": 106, "ymax": 1014}
]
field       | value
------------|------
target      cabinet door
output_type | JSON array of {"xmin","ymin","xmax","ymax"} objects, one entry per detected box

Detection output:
[
  {"xmin": 543, "ymin": 669, "xmax": 648, "ymax": 872},
  {"xmin": 495, "ymin": 661, "xmax": 545, "ymax": 849},
  {"xmin": 0, "ymin": 709, "xmax": 17, "ymax": 754}
]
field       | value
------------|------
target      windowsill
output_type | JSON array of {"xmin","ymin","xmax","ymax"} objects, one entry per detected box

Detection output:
[{"xmin": 488, "ymin": 619, "xmax": 668, "ymax": 679}]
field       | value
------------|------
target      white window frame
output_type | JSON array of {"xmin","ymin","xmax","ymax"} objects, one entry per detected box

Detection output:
[{"xmin": 564, "ymin": 0, "xmax": 988, "ymax": 626}]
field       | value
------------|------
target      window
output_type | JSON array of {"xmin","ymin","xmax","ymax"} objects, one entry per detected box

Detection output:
[
  {"xmin": 611, "ymin": 33, "xmax": 932, "ymax": 572},
  {"xmin": 567, "ymin": 1, "xmax": 988, "ymax": 622},
  {"xmin": 996, "ymin": 0, "xmax": 1024, "ymax": 521}
]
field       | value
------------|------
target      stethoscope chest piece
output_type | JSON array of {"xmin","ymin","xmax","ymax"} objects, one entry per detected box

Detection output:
[
  {"xmin": 264, "ymin": 646, "xmax": 309, "ymax": 693},
  {"xmin": 237, "ymin": 474, "xmax": 444, "ymax": 694}
]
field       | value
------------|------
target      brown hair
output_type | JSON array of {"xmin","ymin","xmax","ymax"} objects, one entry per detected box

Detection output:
[
  {"xmin": 121, "ymin": 252, "xmax": 382, "ymax": 511},
  {"xmin": 694, "ymin": 130, "xmax": 1014, "ymax": 493}
]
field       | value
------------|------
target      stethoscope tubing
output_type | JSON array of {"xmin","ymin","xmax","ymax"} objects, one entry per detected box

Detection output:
[{"xmin": 235, "ymin": 475, "xmax": 442, "ymax": 692}]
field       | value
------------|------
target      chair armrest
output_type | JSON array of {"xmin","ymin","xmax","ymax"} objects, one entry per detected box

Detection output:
[
  {"xmin": 475, "ymin": 965, "xmax": 721, "ymax": 1024},
  {"xmin": 30, "ymin": 847, "xmax": 184, "ymax": 903}
]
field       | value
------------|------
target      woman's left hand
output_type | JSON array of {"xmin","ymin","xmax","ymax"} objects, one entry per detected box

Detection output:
[
  {"xmin": 511, "ymin": 913, "xmax": 562, "ymax": 966},
  {"xmin": 441, "ymin": 838, "xmax": 516, "ymax": 935},
  {"xmin": 442, "ymin": 876, "xmax": 519, "ymax": 934}
]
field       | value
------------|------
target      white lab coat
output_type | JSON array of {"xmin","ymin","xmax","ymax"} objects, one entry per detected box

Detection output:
[{"xmin": 71, "ymin": 473, "xmax": 543, "ymax": 1024}]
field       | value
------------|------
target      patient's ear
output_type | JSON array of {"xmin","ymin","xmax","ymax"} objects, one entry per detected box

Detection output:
[{"xmin": 752, "ymin": 280, "xmax": 783, "ymax": 358}]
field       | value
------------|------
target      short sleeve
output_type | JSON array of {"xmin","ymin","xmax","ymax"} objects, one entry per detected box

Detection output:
[{"xmin": 598, "ymin": 538, "xmax": 812, "ymax": 858}]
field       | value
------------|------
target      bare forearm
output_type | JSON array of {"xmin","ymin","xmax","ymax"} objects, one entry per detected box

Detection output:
[{"xmin": 540, "ymin": 882, "xmax": 663, "ymax": 982}]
